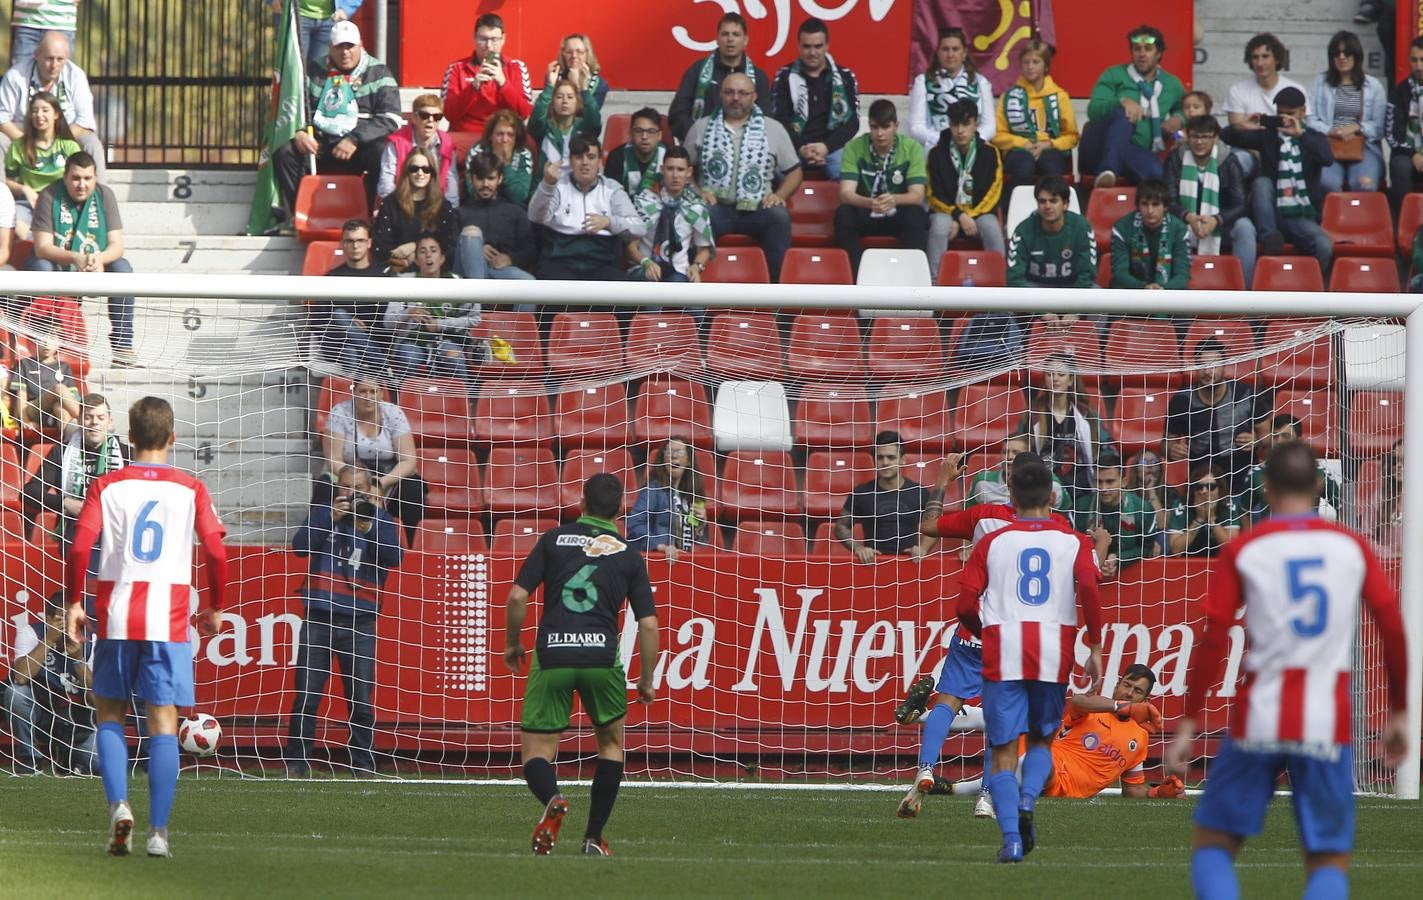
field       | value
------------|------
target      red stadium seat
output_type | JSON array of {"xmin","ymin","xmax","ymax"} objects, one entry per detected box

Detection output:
[
  {"xmin": 936, "ymin": 249, "xmax": 1006, "ymax": 287},
  {"xmin": 780, "ymin": 248, "xmax": 854, "ymax": 285},
  {"xmin": 788, "ymin": 180, "xmax": 840, "ymax": 247},
  {"xmin": 866, "ymin": 317, "xmax": 946, "ymax": 382},
  {"xmin": 876, "ymin": 387, "xmax": 952, "ymax": 452},
  {"xmin": 1275, "ymin": 388, "xmax": 1339, "ymax": 455},
  {"xmin": 625, "ymin": 313, "xmax": 703, "ymax": 375},
  {"xmin": 1024, "ymin": 319, "xmax": 1104, "ymax": 375},
  {"xmin": 1188, "ymin": 255, "xmax": 1245, "ymax": 291},
  {"xmin": 1321, "ymin": 192, "xmax": 1394, "ymax": 257},
  {"xmin": 811, "ymin": 520, "xmax": 859, "ymax": 557},
  {"xmin": 953, "ymin": 382, "xmax": 1028, "ymax": 452},
  {"xmin": 705, "ymin": 311, "xmax": 785, "ymax": 379},
  {"xmin": 795, "ymin": 384, "xmax": 872, "ymax": 448},
  {"xmin": 1397, "ymin": 192, "xmax": 1423, "ymax": 255},
  {"xmin": 717, "ymin": 451, "xmax": 801, "ymax": 519},
  {"xmin": 703, "ymin": 247, "xmax": 770, "ymax": 284},
  {"xmin": 294, "ymin": 175, "xmax": 369, "ymax": 243},
  {"xmin": 1112, "ymin": 388, "xmax": 1170, "ymax": 454},
  {"xmin": 448, "ymin": 131, "xmax": 481, "ymax": 166},
  {"xmin": 601, "ymin": 113, "xmax": 632, "ymax": 153},
  {"xmin": 8, "ymin": 239, "xmax": 31, "ymax": 270},
  {"xmin": 490, "ymin": 517, "xmax": 559, "ymax": 555},
  {"xmin": 1096, "ymin": 251, "xmax": 1112, "ymax": 288},
  {"xmin": 413, "ymin": 519, "xmax": 488, "ymax": 555},
  {"xmin": 1256, "ymin": 319, "xmax": 1334, "ymax": 389},
  {"xmin": 0, "ymin": 443, "xmax": 21, "ymax": 510},
  {"xmin": 14, "ymin": 295, "xmax": 89, "ymax": 375},
  {"xmin": 633, "ymin": 375, "xmax": 713, "ymax": 449},
  {"xmin": 558, "ymin": 449, "xmax": 636, "ymax": 516},
  {"xmin": 1104, "ymin": 317, "xmax": 1182, "ymax": 388},
  {"xmin": 786, "ymin": 313, "xmax": 866, "ymax": 381},
  {"xmin": 399, "ymin": 378, "xmax": 472, "ymax": 446},
  {"xmin": 0, "ymin": 509, "xmax": 25, "ymax": 545},
  {"xmin": 1181, "ymin": 317, "xmax": 1257, "ymax": 382},
  {"xmin": 803, "ymin": 450, "xmax": 873, "ymax": 518},
  {"xmin": 473, "ymin": 310, "xmax": 546, "ymax": 379},
  {"xmin": 903, "ymin": 453, "xmax": 966, "ymax": 509},
  {"xmin": 485, "ymin": 448, "xmax": 560, "ymax": 516},
  {"xmin": 418, "ymin": 449, "xmax": 483, "ymax": 515},
  {"xmin": 302, "ymin": 240, "xmax": 346, "ymax": 276},
  {"xmin": 313, "ymin": 376, "xmax": 366, "ymax": 436},
  {"xmin": 1252, "ymin": 256, "xmax": 1324, "ymax": 292},
  {"xmin": 733, "ymin": 519, "xmax": 806, "ymax": 555},
  {"xmin": 553, "ymin": 382, "xmax": 630, "ymax": 449},
  {"xmin": 472, "ymin": 381, "xmax": 553, "ymax": 446},
  {"xmin": 1329, "ymin": 256, "xmax": 1401, "ymax": 293},
  {"xmin": 1347, "ymin": 391, "xmax": 1403, "ymax": 455},
  {"xmin": 546, "ymin": 312, "xmax": 625, "ymax": 379},
  {"xmin": 1086, "ymin": 186, "xmax": 1136, "ymax": 250}
]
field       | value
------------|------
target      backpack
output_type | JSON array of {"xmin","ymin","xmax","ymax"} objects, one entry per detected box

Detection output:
[{"xmin": 955, "ymin": 313, "xmax": 1024, "ymax": 370}]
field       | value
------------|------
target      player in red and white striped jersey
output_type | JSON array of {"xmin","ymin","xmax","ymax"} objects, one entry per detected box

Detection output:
[
  {"xmin": 1165, "ymin": 441, "xmax": 1408, "ymax": 900},
  {"xmin": 64, "ymin": 397, "xmax": 227, "ymax": 859},
  {"xmin": 955, "ymin": 452, "xmax": 1103, "ymax": 863}
]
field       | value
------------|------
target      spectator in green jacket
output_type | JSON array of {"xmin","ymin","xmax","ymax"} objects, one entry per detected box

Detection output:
[
  {"xmin": 1074, "ymin": 450, "xmax": 1156, "ymax": 578},
  {"xmin": 1110, "ymin": 178, "xmax": 1192, "ymax": 290},
  {"xmin": 1078, "ymin": 24, "xmax": 1186, "ymax": 187},
  {"xmin": 1006, "ymin": 174, "xmax": 1097, "ymax": 289}
]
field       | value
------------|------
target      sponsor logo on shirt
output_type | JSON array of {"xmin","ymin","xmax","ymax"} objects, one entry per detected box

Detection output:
[
  {"xmin": 545, "ymin": 632, "xmax": 609, "ymax": 648},
  {"xmin": 553, "ymin": 533, "xmax": 628, "ymax": 557}
]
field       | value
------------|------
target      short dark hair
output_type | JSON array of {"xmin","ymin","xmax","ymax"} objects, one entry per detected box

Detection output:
[
  {"xmin": 569, "ymin": 132, "xmax": 602, "ymax": 158},
  {"xmin": 474, "ymin": 13, "xmax": 504, "ymax": 33},
  {"xmin": 946, "ymin": 99, "xmax": 979, "ymax": 126},
  {"xmin": 1185, "ymin": 114, "xmax": 1220, "ymax": 136},
  {"xmin": 798, "ymin": 17, "xmax": 829, "ymax": 39},
  {"xmin": 1035, "ymin": 174, "xmax": 1071, "ymax": 203},
  {"xmin": 1272, "ymin": 413, "xmax": 1303, "ymax": 436},
  {"xmin": 583, "ymin": 472, "xmax": 624, "ymax": 518},
  {"xmin": 718, "ymin": 12, "xmax": 748, "ymax": 32},
  {"xmin": 663, "ymin": 144, "xmax": 691, "ymax": 164},
  {"xmin": 1128, "ymin": 24, "xmax": 1166, "ymax": 55},
  {"xmin": 1097, "ymin": 449, "xmax": 1123, "ymax": 471},
  {"xmin": 82, "ymin": 391, "xmax": 109, "ymax": 412},
  {"xmin": 1263, "ymin": 440, "xmax": 1320, "ymax": 498},
  {"xmin": 873, "ymin": 430, "xmax": 904, "ymax": 454},
  {"xmin": 129, "ymin": 396, "xmax": 174, "ymax": 451},
  {"xmin": 1136, "ymin": 178, "xmax": 1168, "ymax": 206},
  {"xmin": 1412, "ymin": 35, "xmax": 1423, "ymax": 52},
  {"xmin": 1009, "ymin": 452, "xmax": 1053, "ymax": 509},
  {"xmin": 1244, "ymin": 33, "xmax": 1289, "ymax": 70},
  {"xmin": 65, "ymin": 151, "xmax": 97, "ymax": 174},
  {"xmin": 45, "ymin": 590, "xmax": 66, "ymax": 621},
  {"xmin": 415, "ymin": 231, "xmax": 444, "ymax": 249},
  {"xmin": 867, "ymin": 98, "xmax": 898, "ymax": 127},
  {"xmin": 1122, "ymin": 663, "xmax": 1157, "ymax": 693},
  {"xmin": 468, "ymin": 152, "xmax": 502, "ymax": 180},
  {"xmin": 341, "ymin": 218, "xmax": 370, "ymax": 238},
  {"xmin": 631, "ymin": 107, "xmax": 662, "ymax": 130},
  {"xmin": 1194, "ymin": 337, "xmax": 1226, "ymax": 359}
]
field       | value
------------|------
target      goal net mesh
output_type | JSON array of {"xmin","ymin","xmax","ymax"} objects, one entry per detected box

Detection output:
[{"xmin": 0, "ymin": 292, "xmax": 1405, "ymax": 794}]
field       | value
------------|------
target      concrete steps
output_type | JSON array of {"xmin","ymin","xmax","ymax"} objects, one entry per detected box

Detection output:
[{"xmin": 123, "ymin": 234, "xmax": 303, "ymax": 276}]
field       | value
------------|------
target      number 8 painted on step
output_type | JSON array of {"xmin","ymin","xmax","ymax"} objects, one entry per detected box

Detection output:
[
  {"xmin": 131, "ymin": 500, "xmax": 165, "ymax": 563},
  {"xmin": 1016, "ymin": 548, "xmax": 1051, "ymax": 606}
]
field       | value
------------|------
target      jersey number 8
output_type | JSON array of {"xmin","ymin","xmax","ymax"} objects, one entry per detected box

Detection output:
[{"xmin": 1016, "ymin": 548, "xmax": 1051, "ymax": 606}]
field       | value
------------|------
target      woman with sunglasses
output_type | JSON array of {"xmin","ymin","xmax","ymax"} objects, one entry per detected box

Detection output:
[
  {"xmin": 1307, "ymin": 30, "xmax": 1386, "ymax": 192},
  {"xmin": 467, "ymin": 109, "xmax": 534, "ymax": 207},
  {"xmin": 3, "ymin": 91, "xmax": 80, "ymax": 241},
  {"xmin": 377, "ymin": 93, "xmax": 458, "ymax": 204},
  {"xmin": 1166, "ymin": 461, "xmax": 1242, "ymax": 557},
  {"xmin": 371, "ymin": 149, "xmax": 458, "ymax": 271}
]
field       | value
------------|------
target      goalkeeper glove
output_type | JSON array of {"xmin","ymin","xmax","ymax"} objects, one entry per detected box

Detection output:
[
  {"xmin": 1148, "ymin": 775, "xmax": 1185, "ymax": 799},
  {"xmin": 1114, "ymin": 701, "xmax": 1163, "ymax": 734}
]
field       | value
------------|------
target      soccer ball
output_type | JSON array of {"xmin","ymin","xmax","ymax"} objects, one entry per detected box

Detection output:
[{"xmin": 179, "ymin": 713, "xmax": 222, "ymax": 757}]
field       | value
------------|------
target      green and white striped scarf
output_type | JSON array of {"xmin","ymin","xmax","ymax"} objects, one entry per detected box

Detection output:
[
  {"xmin": 312, "ymin": 52, "xmax": 372, "ymax": 137},
  {"xmin": 635, "ymin": 186, "xmax": 714, "ymax": 264},
  {"xmin": 692, "ymin": 54, "xmax": 759, "ymax": 121},
  {"xmin": 786, "ymin": 55, "xmax": 852, "ymax": 135},
  {"xmin": 1179, "ymin": 144, "xmax": 1222, "ymax": 254},
  {"xmin": 925, "ymin": 68, "xmax": 978, "ymax": 135},
  {"xmin": 1003, "ymin": 83, "xmax": 1061, "ymax": 140},
  {"xmin": 1274, "ymin": 134, "xmax": 1314, "ymax": 219},
  {"xmin": 1125, "ymin": 64, "xmax": 1165, "ymax": 151},
  {"xmin": 1407, "ymin": 78, "xmax": 1423, "ymax": 153},
  {"xmin": 620, "ymin": 143, "xmax": 665, "ymax": 195},
  {"xmin": 1128, "ymin": 212, "xmax": 1174, "ymax": 286},
  {"xmin": 701, "ymin": 106, "xmax": 773, "ymax": 211},
  {"xmin": 949, "ymin": 139, "xmax": 976, "ymax": 207}
]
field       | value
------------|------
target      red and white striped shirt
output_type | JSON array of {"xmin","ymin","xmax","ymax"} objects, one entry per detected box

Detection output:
[
  {"xmin": 68, "ymin": 464, "xmax": 228, "ymax": 643},
  {"xmin": 1185, "ymin": 517, "xmax": 1407, "ymax": 751},
  {"xmin": 957, "ymin": 518, "xmax": 1102, "ymax": 683}
]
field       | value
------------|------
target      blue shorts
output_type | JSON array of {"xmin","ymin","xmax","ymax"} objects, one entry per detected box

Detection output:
[
  {"xmin": 981, "ymin": 679, "xmax": 1067, "ymax": 748},
  {"xmin": 934, "ymin": 633, "xmax": 983, "ymax": 701},
  {"xmin": 1194, "ymin": 739, "xmax": 1355, "ymax": 854},
  {"xmin": 92, "ymin": 640, "xmax": 195, "ymax": 707}
]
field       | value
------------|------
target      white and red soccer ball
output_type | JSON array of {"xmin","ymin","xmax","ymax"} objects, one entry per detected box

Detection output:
[{"xmin": 179, "ymin": 713, "xmax": 222, "ymax": 757}]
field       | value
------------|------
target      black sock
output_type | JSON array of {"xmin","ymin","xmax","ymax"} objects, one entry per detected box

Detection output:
[
  {"xmin": 585, "ymin": 758, "xmax": 624, "ymax": 842},
  {"xmin": 523, "ymin": 757, "xmax": 559, "ymax": 806}
]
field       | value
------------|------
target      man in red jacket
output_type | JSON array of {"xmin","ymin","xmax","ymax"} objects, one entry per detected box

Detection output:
[{"xmin": 441, "ymin": 13, "xmax": 533, "ymax": 137}]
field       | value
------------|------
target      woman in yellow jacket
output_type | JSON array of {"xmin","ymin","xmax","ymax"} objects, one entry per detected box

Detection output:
[{"xmin": 993, "ymin": 40, "xmax": 1079, "ymax": 197}]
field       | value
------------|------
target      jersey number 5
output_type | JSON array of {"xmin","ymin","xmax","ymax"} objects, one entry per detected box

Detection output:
[
  {"xmin": 562, "ymin": 564, "xmax": 598, "ymax": 613},
  {"xmin": 1285, "ymin": 557, "xmax": 1328, "ymax": 637},
  {"xmin": 131, "ymin": 500, "xmax": 166, "ymax": 563},
  {"xmin": 1016, "ymin": 548, "xmax": 1051, "ymax": 606}
]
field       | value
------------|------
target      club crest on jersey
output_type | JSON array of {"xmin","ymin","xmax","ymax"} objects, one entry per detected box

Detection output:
[
  {"xmin": 1128, "ymin": 739, "xmax": 1138, "ymax": 752},
  {"xmin": 1081, "ymin": 732, "xmax": 1100, "ymax": 751}
]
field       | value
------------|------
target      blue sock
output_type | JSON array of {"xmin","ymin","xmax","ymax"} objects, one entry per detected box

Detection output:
[
  {"xmin": 1190, "ymin": 846, "xmax": 1240, "ymax": 900},
  {"xmin": 1018, "ymin": 745, "xmax": 1053, "ymax": 812},
  {"xmin": 988, "ymin": 770, "xmax": 1020, "ymax": 844},
  {"xmin": 1303, "ymin": 866, "xmax": 1348, "ymax": 900},
  {"xmin": 917, "ymin": 705, "xmax": 954, "ymax": 769},
  {"xmin": 96, "ymin": 722, "xmax": 128, "ymax": 805},
  {"xmin": 147, "ymin": 734, "xmax": 180, "ymax": 830}
]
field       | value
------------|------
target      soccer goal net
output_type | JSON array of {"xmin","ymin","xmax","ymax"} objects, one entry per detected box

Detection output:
[{"xmin": 0, "ymin": 274, "xmax": 1414, "ymax": 797}]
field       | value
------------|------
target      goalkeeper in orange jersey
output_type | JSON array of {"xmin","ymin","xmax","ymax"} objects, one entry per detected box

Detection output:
[{"xmin": 938, "ymin": 664, "xmax": 1185, "ymax": 801}]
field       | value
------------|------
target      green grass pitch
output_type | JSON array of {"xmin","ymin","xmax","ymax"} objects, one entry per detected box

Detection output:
[{"xmin": 2, "ymin": 777, "xmax": 1419, "ymax": 898}]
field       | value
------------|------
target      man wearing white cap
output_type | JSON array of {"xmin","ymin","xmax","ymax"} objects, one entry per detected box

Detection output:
[{"xmin": 274, "ymin": 19, "xmax": 402, "ymax": 216}]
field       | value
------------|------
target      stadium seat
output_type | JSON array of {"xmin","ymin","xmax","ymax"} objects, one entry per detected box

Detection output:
[
  {"xmin": 302, "ymin": 240, "xmax": 345, "ymax": 276},
  {"xmin": 803, "ymin": 450, "xmax": 873, "ymax": 518},
  {"xmin": 625, "ymin": 313, "xmax": 703, "ymax": 375},
  {"xmin": 936, "ymin": 249, "xmax": 1006, "ymax": 287},
  {"xmin": 1104, "ymin": 317, "xmax": 1182, "ymax": 388},
  {"xmin": 703, "ymin": 247, "xmax": 770, "ymax": 284},
  {"xmin": 633, "ymin": 375, "xmax": 713, "ymax": 449},
  {"xmin": 418, "ymin": 449, "xmax": 483, "ymax": 515},
  {"xmin": 1252, "ymin": 256, "xmax": 1324, "ymax": 292},
  {"xmin": 1003, "ymin": 183, "xmax": 1082, "ymax": 236},
  {"xmin": 780, "ymin": 248, "xmax": 854, "ymax": 285},
  {"xmin": 1096, "ymin": 251, "xmax": 1112, "ymax": 288},
  {"xmin": 553, "ymin": 382, "xmax": 630, "ymax": 449},
  {"xmin": 733, "ymin": 519, "xmax": 806, "ymax": 555},
  {"xmin": 0, "ymin": 443, "xmax": 21, "ymax": 510},
  {"xmin": 558, "ymin": 448, "xmax": 636, "ymax": 516},
  {"xmin": 546, "ymin": 312, "xmax": 625, "ymax": 379},
  {"xmin": 1275, "ymin": 388, "xmax": 1339, "ymax": 455},
  {"xmin": 902, "ymin": 453, "xmax": 966, "ymax": 509},
  {"xmin": 1024, "ymin": 319, "xmax": 1104, "ymax": 377},
  {"xmin": 1086, "ymin": 186, "xmax": 1137, "ymax": 250},
  {"xmin": 1112, "ymin": 388, "xmax": 1170, "ymax": 454},
  {"xmin": 705, "ymin": 311, "xmax": 785, "ymax": 379},
  {"xmin": 13, "ymin": 295, "xmax": 90, "ymax": 376},
  {"xmin": 786, "ymin": 313, "xmax": 867, "ymax": 381},
  {"xmin": 294, "ymin": 175, "xmax": 369, "ymax": 243},
  {"xmin": 9, "ymin": 239, "xmax": 31, "ymax": 270},
  {"xmin": 1347, "ymin": 391, "xmax": 1403, "ymax": 455},
  {"xmin": 1321, "ymin": 192, "xmax": 1393, "ymax": 257},
  {"xmin": 1397, "ymin": 192, "xmax": 1423, "ymax": 255},
  {"xmin": 490, "ymin": 517, "xmax": 559, "ymax": 555},
  {"xmin": 0, "ymin": 508, "xmax": 25, "ymax": 545},
  {"xmin": 953, "ymin": 382, "xmax": 1028, "ymax": 452},
  {"xmin": 876, "ymin": 387, "xmax": 952, "ymax": 452},
  {"xmin": 856, "ymin": 248, "xmax": 932, "ymax": 287},
  {"xmin": 1329, "ymin": 256, "xmax": 1401, "ymax": 293},
  {"xmin": 795, "ymin": 384, "xmax": 873, "ymax": 448},
  {"xmin": 1182, "ymin": 317, "xmax": 1257, "ymax": 382},
  {"xmin": 717, "ymin": 451, "xmax": 801, "ymax": 519},
  {"xmin": 484, "ymin": 447, "xmax": 560, "ymax": 516},
  {"xmin": 313, "ymin": 375, "xmax": 371, "ymax": 436},
  {"xmin": 474, "ymin": 310, "xmax": 545, "ymax": 380},
  {"xmin": 866, "ymin": 317, "xmax": 946, "ymax": 381},
  {"xmin": 413, "ymin": 519, "xmax": 488, "ymax": 556},
  {"xmin": 472, "ymin": 381, "xmax": 553, "ymax": 446},
  {"xmin": 1257, "ymin": 319, "xmax": 1334, "ymax": 389},
  {"xmin": 713, "ymin": 380, "xmax": 793, "ymax": 452},
  {"xmin": 399, "ymin": 378, "xmax": 472, "ymax": 446},
  {"xmin": 811, "ymin": 520, "xmax": 860, "ymax": 557},
  {"xmin": 788, "ymin": 179, "xmax": 840, "ymax": 246},
  {"xmin": 1188, "ymin": 255, "xmax": 1245, "ymax": 292}
]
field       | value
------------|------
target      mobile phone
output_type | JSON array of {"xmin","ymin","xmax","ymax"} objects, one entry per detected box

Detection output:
[{"xmin": 1258, "ymin": 114, "xmax": 1284, "ymax": 129}]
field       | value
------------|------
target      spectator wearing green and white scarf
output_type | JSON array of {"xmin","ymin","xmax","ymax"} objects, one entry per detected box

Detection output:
[
  {"xmin": 770, "ymin": 18, "xmax": 860, "ymax": 181},
  {"xmin": 927, "ymin": 100, "xmax": 1004, "ymax": 276},
  {"xmin": 668, "ymin": 12, "xmax": 771, "ymax": 142},
  {"xmin": 1108, "ymin": 179, "xmax": 1191, "ymax": 290},
  {"xmin": 1384, "ymin": 35, "xmax": 1423, "ymax": 217},
  {"xmin": 992, "ymin": 40, "xmax": 1077, "ymax": 199},
  {"xmin": 604, "ymin": 107, "xmax": 670, "ymax": 198},
  {"xmin": 626, "ymin": 146, "xmax": 715, "ymax": 298},
  {"xmin": 908, "ymin": 26, "xmax": 995, "ymax": 152},
  {"xmin": 1163, "ymin": 115, "xmax": 1256, "ymax": 287},
  {"xmin": 834, "ymin": 100, "xmax": 928, "ymax": 277},
  {"xmin": 1080, "ymin": 25, "xmax": 1185, "ymax": 188}
]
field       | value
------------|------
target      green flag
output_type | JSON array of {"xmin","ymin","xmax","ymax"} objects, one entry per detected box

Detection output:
[{"xmin": 247, "ymin": 0, "xmax": 306, "ymax": 235}]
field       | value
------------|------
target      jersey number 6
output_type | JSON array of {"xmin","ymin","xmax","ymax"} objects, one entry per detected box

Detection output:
[
  {"xmin": 561, "ymin": 564, "xmax": 598, "ymax": 613},
  {"xmin": 131, "ymin": 500, "xmax": 166, "ymax": 563}
]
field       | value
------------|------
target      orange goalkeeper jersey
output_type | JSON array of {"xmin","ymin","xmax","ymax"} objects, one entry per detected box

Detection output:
[{"xmin": 1042, "ymin": 707, "xmax": 1149, "ymax": 798}]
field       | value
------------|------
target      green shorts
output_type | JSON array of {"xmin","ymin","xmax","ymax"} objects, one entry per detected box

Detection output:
[{"xmin": 520, "ymin": 653, "xmax": 629, "ymax": 733}]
